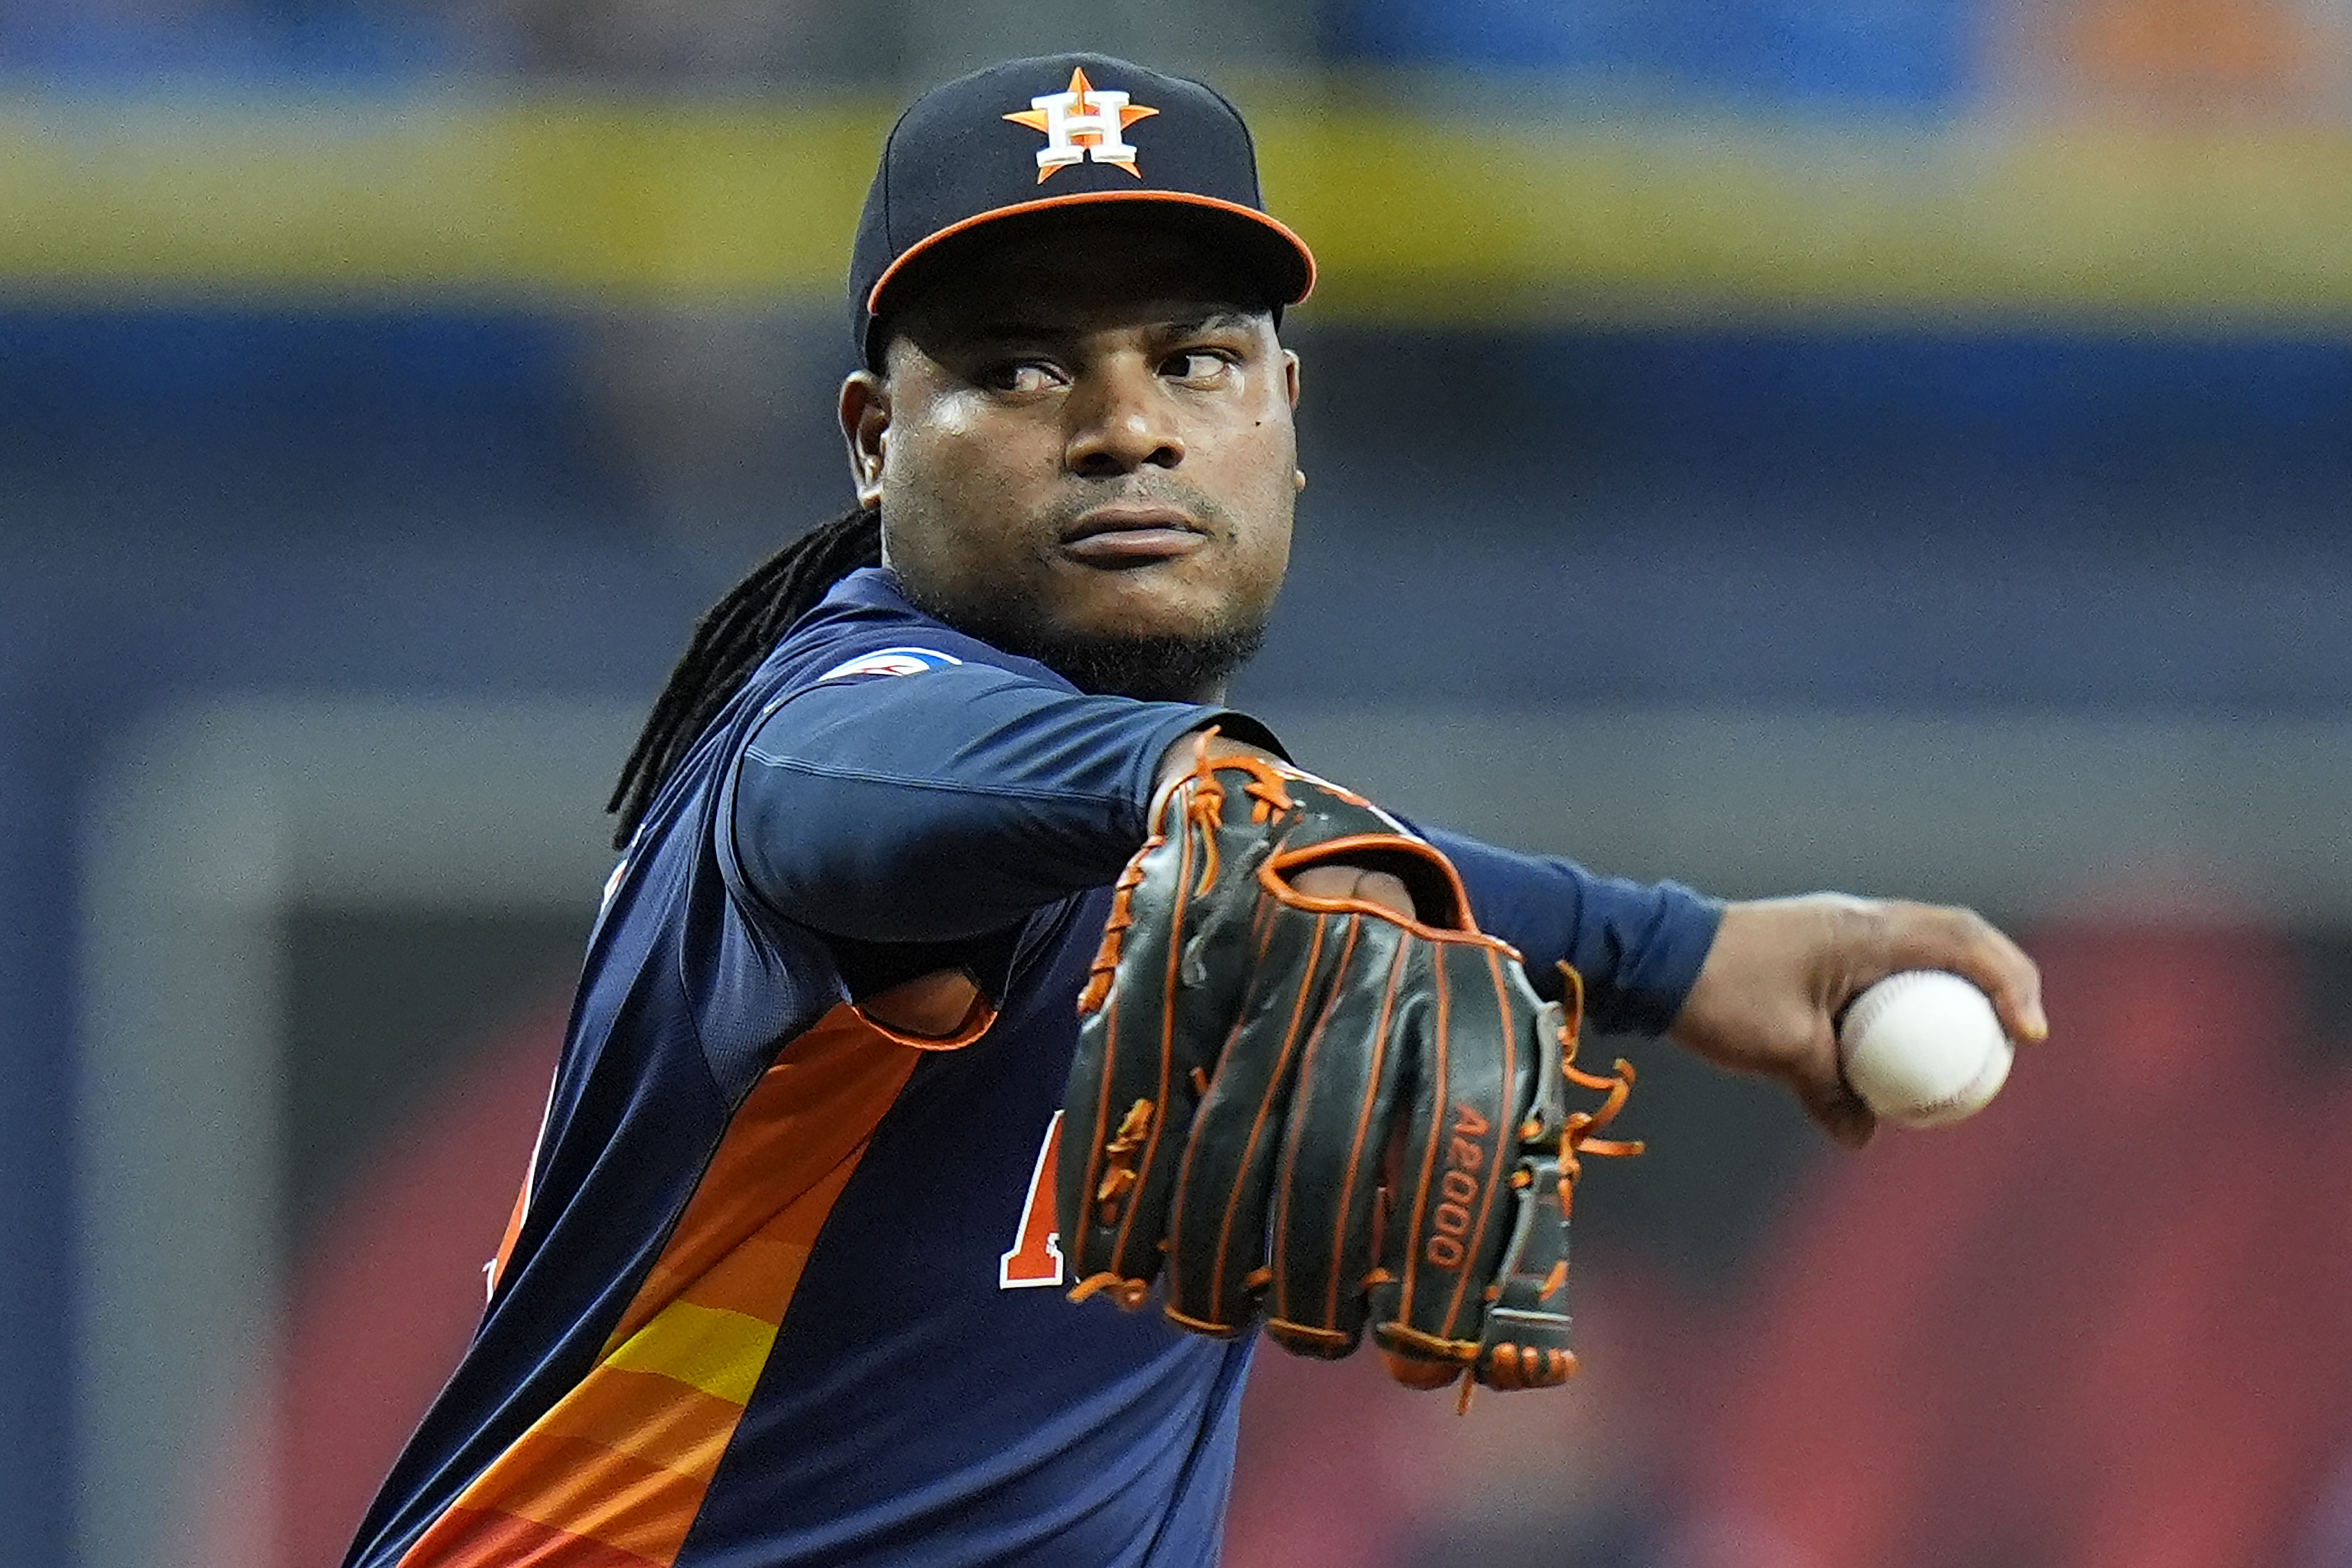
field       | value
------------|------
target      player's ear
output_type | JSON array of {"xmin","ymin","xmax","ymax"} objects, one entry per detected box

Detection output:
[
  {"xmin": 840, "ymin": 370, "xmax": 890, "ymax": 510},
  {"xmin": 1281, "ymin": 347, "xmax": 1300, "ymax": 409}
]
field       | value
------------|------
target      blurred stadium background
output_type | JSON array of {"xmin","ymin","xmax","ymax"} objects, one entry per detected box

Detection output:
[{"xmin": 7, "ymin": 1, "xmax": 2352, "ymax": 1565}]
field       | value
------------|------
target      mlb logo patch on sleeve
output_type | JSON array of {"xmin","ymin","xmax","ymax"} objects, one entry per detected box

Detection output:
[{"xmin": 818, "ymin": 646, "xmax": 965, "ymax": 682}]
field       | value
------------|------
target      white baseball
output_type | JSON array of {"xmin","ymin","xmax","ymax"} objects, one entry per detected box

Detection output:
[{"xmin": 1837, "ymin": 970, "xmax": 2014, "ymax": 1128}]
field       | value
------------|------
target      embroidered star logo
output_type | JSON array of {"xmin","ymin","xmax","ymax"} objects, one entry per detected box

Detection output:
[{"xmin": 1003, "ymin": 66, "xmax": 1160, "ymax": 183}]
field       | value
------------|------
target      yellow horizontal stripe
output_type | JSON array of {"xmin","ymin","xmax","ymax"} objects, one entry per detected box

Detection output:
[
  {"xmin": 1, "ymin": 85, "xmax": 2348, "ymax": 328},
  {"xmin": 0, "ymin": 94, "xmax": 878, "ymax": 302},
  {"xmin": 603, "ymin": 1299, "xmax": 776, "ymax": 1407},
  {"xmin": 1259, "ymin": 110, "xmax": 2352, "ymax": 330}
]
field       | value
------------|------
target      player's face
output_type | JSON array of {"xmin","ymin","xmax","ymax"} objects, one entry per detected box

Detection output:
[{"xmin": 840, "ymin": 212, "xmax": 1301, "ymax": 703}]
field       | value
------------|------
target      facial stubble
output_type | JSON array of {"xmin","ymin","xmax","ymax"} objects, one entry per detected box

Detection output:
[{"xmin": 894, "ymin": 567, "xmax": 1270, "ymax": 704}]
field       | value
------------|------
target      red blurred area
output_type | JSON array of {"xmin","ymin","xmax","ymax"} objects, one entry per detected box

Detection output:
[
  {"xmin": 2004, "ymin": 0, "xmax": 2349, "ymax": 118},
  {"xmin": 271, "ymin": 1004, "xmax": 564, "ymax": 1568},
  {"xmin": 1668, "ymin": 912, "xmax": 2352, "ymax": 1568}
]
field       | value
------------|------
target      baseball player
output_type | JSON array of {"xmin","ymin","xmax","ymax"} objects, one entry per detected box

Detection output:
[{"xmin": 342, "ymin": 52, "xmax": 2043, "ymax": 1568}]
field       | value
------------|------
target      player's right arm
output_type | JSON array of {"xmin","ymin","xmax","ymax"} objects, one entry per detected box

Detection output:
[
  {"xmin": 725, "ymin": 661, "xmax": 1272, "ymax": 946},
  {"xmin": 1150, "ymin": 735, "xmax": 2044, "ymax": 1147},
  {"xmin": 1149, "ymin": 734, "xmax": 1725, "ymax": 1037}
]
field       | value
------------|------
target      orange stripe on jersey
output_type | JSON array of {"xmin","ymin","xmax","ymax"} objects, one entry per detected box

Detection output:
[
  {"xmin": 487, "ymin": 1173, "xmax": 532, "ymax": 1301},
  {"xmin": 398, "ymin": 1004, "xmax": 930, "ymax": 1567},
  {"xmin": 534, "ymin": 1366, "xmax": 744, "ymax": 1476},
  {"xmin": 396, "ymin": 1505, "xmax": 668, "ymax": 1567},
  {"xmin": 469, "ymin": 1434, "xmax": 702, "ymax": 1557},
  {"xmin": 660, "ymin": 1229, "xmax": 818, "ymax": 1322},
  {"xmin": 606, "ymin": 1005, "xmax": 918, "ymax": 1351}
]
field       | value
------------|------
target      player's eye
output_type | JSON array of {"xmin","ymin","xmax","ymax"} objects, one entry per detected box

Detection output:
[
  {"xmin": 979, "ymin": 360, "xmax": 1062, "ymax": 394},
  {"xmin": 1162, "ymin": 349, "xmax": 1235, "ymax": 386}
]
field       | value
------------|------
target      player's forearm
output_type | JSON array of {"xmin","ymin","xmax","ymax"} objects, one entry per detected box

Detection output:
[
  {"xmin": 1398, "ymin": 827, "xmax": 1722, "ymax": 1036},
  {"xmin": 1155, "ymin": 736, "xmax": 1722, "ymax": 1034}
]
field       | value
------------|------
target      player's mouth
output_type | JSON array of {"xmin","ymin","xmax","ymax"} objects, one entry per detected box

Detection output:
[{"xmin": 1058, "ymin": 507, "xmax": 1209, "ymax": 567}]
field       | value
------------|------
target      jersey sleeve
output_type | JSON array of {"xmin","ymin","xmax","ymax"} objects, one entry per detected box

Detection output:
[
  {"xmin": 724, "ymin": 660, "xmax": 1271, "ymax": 946},
  {"xmin": 1415, "ymin": 824, "xmax": 1723, "ymax": 1038}
]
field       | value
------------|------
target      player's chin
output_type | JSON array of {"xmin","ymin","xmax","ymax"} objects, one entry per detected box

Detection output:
[{"xmin": 1047, "ymin": 557, "xmax": 1244, "ymax": 636}]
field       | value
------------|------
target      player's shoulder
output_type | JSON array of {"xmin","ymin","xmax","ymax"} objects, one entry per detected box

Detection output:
[{"xmin": 755, "ymin": 566, "xmax": 1072, "ymax": 701}]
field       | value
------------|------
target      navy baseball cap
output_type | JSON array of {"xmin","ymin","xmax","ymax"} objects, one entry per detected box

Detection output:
[{"xmin": 848, "ymin": 52, "xmax": 1317, "ymax": 366}]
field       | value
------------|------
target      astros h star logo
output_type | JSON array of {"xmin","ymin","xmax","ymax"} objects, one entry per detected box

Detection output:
[{"xmin": 1004, "ymin": 67, "xmax": 1160, "ymax": 182}]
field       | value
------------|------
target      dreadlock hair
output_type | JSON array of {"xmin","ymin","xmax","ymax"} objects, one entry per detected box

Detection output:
[{"xmin": 606, "ymin": 505, "xmax": 883, "ymax": 848}]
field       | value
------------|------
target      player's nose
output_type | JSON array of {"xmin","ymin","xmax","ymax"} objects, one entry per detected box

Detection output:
[{"xmin": 1063, "ymin": 359, "xmax": 1184, "ymax": 476}]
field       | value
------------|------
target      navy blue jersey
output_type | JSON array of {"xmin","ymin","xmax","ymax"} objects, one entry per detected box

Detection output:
[{"xmin": 343, "ymin": 567, "xmax": 1719, "ymax": 1568}]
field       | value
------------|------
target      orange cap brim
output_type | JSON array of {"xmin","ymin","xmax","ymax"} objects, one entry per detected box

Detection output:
[{"xmin": 864, "ymin": 188, "xmax": 1317, "ymax": 320}]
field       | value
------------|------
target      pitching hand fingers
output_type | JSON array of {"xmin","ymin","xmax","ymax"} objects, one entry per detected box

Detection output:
[
  {"xmin": 1287, "ymin": 863, "xmax": 1417, "ymax": 918},
  {"xmin": 1862, "ymin": 900, "xmax": 2048, "ymax": 1045},
  {"xmin": 1803, "ymin": 1040, "xmax": 1880, "ymax": 1150},
  {"xmin": 1762, "ymin": 1004, "xmax": 1875, "ymax": 1151}
]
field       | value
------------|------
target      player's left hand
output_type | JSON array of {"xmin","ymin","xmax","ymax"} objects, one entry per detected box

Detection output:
[{"xmin": 1668, "ymin": 894, "xmax": 2046, "ymax": 1149}]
